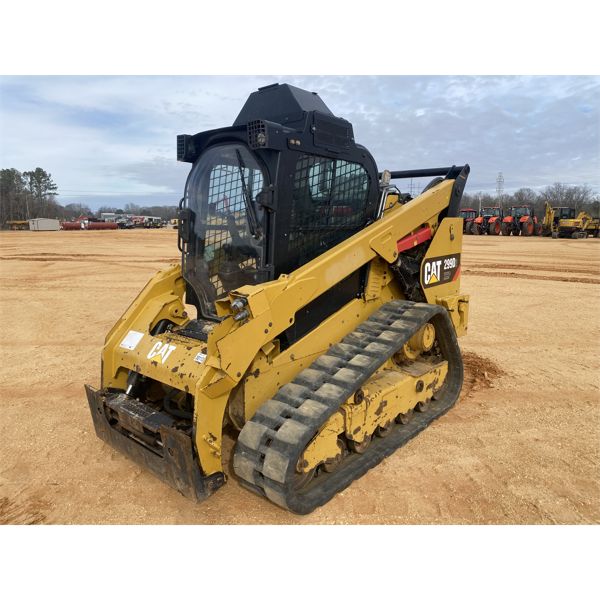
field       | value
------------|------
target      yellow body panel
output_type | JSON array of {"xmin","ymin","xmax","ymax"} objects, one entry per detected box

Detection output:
[{"xmin": 102, "ymin": 265, "xmax": 192, "ymax": 390}]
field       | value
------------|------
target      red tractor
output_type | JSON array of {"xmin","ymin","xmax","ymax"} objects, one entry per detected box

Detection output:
[
  {"xmin": 471, "ymin": 206, "xmax": 503, "ymax": 235},
  {"xmin": 501, "ymin": 205, "xmax": 542, "ymax": 236},
  {"xmin": 460, "ymin": 208, "xmax": 478, "ymax": 234}
]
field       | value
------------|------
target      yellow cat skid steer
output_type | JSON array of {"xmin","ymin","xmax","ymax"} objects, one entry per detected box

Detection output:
[{"xmin": 85, "ymin": 83, "xmax": 470, "ymax": 514}]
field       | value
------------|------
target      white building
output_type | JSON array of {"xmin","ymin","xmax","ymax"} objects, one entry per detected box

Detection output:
[{"xmin": 28, "ymin": 218, "xmax": 60, "ymax": 231}]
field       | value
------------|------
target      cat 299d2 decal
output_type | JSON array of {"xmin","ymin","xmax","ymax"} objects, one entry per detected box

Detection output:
[{"xmin": 421, "ymin": 253, "xmax": 461, "ymax": 288}]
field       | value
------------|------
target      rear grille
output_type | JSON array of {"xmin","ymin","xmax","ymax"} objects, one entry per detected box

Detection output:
[{"xmin": 247, "ymin": 120, "xmax": 267, "ymax": 149}]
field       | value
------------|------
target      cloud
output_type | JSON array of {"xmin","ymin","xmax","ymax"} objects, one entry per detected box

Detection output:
[{"xmin": 0, "ymin": 75, "xmax": 598, "ymax": 209}]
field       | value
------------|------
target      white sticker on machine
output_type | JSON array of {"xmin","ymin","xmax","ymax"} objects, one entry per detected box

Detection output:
[
  {"xmin": 119, "ymin": 330, "xmax": 144, "ymax": 350},
  {"xmin": 194, "ymin": 352, "xmax": 207, "ymax": 364}
]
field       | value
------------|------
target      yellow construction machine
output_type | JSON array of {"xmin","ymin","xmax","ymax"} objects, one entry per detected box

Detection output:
[
  {"xmin": 557, "ymin": 210, "xmax": 600, "ymax": 238},
  {"xmin": 542, "ymin": 202, "xmax": 600, "ymax": 238},
  {"xmin": 85, "ymin": 84, "xmax": 470, "ymax": 514},
  {"xmin": 541, "ymin": 202, "xmax": 557, "ymax": 236}
]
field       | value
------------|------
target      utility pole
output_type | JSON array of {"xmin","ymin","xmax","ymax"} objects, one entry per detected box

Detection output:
[{"xmin": 496, "ymin": 172, "xmax": 504, "ymax": 209}]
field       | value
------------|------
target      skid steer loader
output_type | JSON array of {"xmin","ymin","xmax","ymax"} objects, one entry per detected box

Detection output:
[{"xmin": 85, "ymin": 83, "xmax": 470, "ymax": 514}]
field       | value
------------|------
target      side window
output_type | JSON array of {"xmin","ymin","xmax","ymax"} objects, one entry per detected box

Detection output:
[
  {"xmin": 183, "ymin": 143, "xmax": 265, "ymax": 319},
  {"xmin": 203, "ymin": 163, "xmax": 263, "ymax": 297},
  {"xmin": 290, "ymin": 154, "xmax": 370, "ymax": 263}
]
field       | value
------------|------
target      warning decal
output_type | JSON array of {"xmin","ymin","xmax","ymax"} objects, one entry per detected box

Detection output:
[
  {"xmin": 120, "ymin": 330, "xmax": 144, "ymax": 351},
  {"xmin": 422, "ymin": 253, "xmax": 461, "ymax": 288}
]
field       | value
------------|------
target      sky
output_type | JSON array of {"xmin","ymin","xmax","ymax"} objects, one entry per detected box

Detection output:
[{"xmin": 0, "ymin": 75, "xmax": 598, "ymax": 210}]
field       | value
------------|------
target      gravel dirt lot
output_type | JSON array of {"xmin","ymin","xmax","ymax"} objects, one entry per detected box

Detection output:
[{"xmin": 1, "ymin": 229, "xmax": 599, "ymax": 524}]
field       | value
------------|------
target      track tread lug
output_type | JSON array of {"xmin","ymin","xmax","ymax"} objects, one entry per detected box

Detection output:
[{"xmin": 294, "ymin": 368, "xmax": 329, "ymax": 389}]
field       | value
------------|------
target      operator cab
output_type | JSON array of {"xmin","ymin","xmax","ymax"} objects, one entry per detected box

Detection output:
[
  {"xmin": 509, "ymin": 205, "xmax": 532, "ymax": 218},
  {"xmin": 481, "ymin": 206, "xmax": 501, "ymax": 217},
  {"xmin": 177, "ymin": 84, "xmax": 380, "ymax": 342},
  {"xmin": 554, "ymin": 206, "xmax": 576, "ymax": 220}
]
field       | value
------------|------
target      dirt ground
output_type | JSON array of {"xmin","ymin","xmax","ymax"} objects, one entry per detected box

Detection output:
[{"xmin": 1, "ymin": 229, "xmax": 599, "ymax": 524}]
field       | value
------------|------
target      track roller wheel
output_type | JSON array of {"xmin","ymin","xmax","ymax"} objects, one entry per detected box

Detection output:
[
  {"xmin": 375, "ymin": 421, "xmax": 394, "ymax": 438},
  {"xmin": 396, "ymin": 408, "xmax": 414, "ymax": 424},
  {"xmin": 322, "ymin": 439, "xmax": 347, "ymax": 473},
  {"xmin": 348, "ymin": 435, "xmax": 372, "ymax": 454},
  {"xmin": 415, "ymin": 398, "xmax": 431, "ymax": 412}
]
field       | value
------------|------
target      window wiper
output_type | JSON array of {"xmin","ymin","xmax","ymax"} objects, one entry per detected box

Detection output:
[{"xmin": 235, "ymin": 149, "xmax": 262, "ymax": 239}]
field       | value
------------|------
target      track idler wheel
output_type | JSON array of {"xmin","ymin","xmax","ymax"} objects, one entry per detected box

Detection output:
[{"xmin": 397, "ymin": 323, "xmax": 436, "ymax": 362}]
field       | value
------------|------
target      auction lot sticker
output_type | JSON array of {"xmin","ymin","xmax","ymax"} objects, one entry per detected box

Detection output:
[{"xmin": 119, "ymin": 330, "xmax": 144, "ymax": 350}]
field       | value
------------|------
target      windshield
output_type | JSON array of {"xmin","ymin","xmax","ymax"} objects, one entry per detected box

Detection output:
[
  {"xmin": 460, "ymin": 210, "xmax": 476, "ymax": 218},
  {"xmin": 511, "ymin": 206, "xmax": 530, "ymax": 217},
  {"xmin": 183, "ymin": 144, "xmax": 265, "ymax": 319},
  {"xmin": 482, "ymin": 207, "xmax": 500, "ymax": 217},
  {"xmin": 557, "ymin": 207, "xmax": 574, "ymax": 219}
]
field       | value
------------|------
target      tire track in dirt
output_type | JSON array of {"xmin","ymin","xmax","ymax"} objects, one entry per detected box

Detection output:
[
  {"xmin": 0, "ymin": 494, "xmax": 49, "ymax": 525},
  {"xmin": 463, "ymin": 269, "xmax": 600, "ymax": 284},
  {"xmin": 2, "ymin": 252, "xmax": 114, "ymax": 258},
  {"xmin": 465, "ymin": 262, "xmax": 600, "ymax": 276},
  {"xmin": 0, "ymin": 255, "xmax": 179, "ymax": 264}
]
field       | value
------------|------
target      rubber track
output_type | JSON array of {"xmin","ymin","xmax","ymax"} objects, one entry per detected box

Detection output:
[{"xmin": 233, "ymin": 300, "xmax": 463, "ymax": 514}]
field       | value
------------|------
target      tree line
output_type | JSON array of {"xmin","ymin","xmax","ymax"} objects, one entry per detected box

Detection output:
[
  {"xmin": 3, "ymin": 166, "xmax": 599, "ymax": 226},
  {"xmin": 1, "ymin": 167, "xmax": 62, "ymax": 222},
  {"xmin": 462, "ymin": 183, "xmax": 600, "ymax": 218},
  {"xmin": 0, "ymin": 167, "xmax": 179, "ymax": 224}
]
